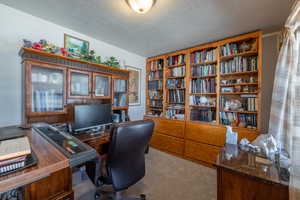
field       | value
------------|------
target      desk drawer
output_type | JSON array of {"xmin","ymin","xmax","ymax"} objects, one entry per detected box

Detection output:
[
  {"xmin": 155, "ymin": 119, "xmax": 185, "ymax": 138},
  {"xmin": 150, "ymin": 132, "xmax": 184, "ymax": 155},
  {"xmin": 185, "ymin": 122, "xmax": 226, "ymax": 146},
  {"xmin": 185, "ymin": 140, "xmax": 221, "ymax": 164}
]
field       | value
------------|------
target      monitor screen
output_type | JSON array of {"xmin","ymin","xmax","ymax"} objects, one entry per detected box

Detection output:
[{"xmin": 73, "ymin": 104, "xmax": 112, "ymax": 131}]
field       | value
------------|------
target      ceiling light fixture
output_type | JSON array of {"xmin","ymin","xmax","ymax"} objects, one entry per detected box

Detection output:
[{"xmin": 126, "ymin": 0, "xmax": 156, "ymax": 14}]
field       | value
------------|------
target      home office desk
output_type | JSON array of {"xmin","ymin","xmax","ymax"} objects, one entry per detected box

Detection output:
[
  {"xmin": 215, "ymin": 144, "xmax": 289, "ymax": 200},
  {"xmin": 0, "ymin": 126, "xmax": 72, "ymax": 200}
]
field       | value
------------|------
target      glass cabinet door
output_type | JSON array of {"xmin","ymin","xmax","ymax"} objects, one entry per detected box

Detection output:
[
  {"xmin": 69, "ymin": 70, "xmax": 92, "ymax": 98},
  {"xmin": 93, "ymin": 73, "xmax": 111, "ymax": 98},
  {"xmin": 113, "ymin": 78, "xmax": 128, "ymax": 107},
  {"xmin": 30, "ymin": 65, "xmax": 66, "ymax": 113}
]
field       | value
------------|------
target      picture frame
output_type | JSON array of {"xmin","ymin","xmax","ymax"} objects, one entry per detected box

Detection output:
[
  {"xmin": 64, "ymin": 34, "xmax": 89, "ymax": 56},
  {"xmin": 126, "ymin": 65, "xmax": 141, "ymax": 106}
]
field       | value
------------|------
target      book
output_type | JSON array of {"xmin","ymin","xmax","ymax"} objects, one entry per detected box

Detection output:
[
  {"xmin": 150, "ymin": 59, "xmax": 164, "ymax": 71},
  {"xmin": 0, "ymin": 137, "xmax": 31, "ymax": 161}
]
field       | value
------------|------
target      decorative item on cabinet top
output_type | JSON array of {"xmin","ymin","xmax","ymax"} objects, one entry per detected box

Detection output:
[{"xmin": 22, "ymin": 38, "xmax": 121, "ymax": 68}]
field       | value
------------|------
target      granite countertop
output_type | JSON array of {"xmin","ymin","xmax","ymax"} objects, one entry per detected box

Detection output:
[{"xmin": 215, "ymin": 144, "xmax": 289, "ymax": 186}]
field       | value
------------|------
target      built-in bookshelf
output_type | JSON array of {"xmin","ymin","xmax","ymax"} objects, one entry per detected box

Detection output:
[
  {"xmin": 145, "ymin": 31, "xmax": 262, "ymax": 131},
  {"xmin": 146, "ymin": 57, "xmax": 165, "ymax": 117}
]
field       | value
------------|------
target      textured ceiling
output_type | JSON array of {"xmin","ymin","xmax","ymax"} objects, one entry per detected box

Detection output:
[{"xmin": 0, "ymin": 0, "xmax": 291, "ymax": 57}]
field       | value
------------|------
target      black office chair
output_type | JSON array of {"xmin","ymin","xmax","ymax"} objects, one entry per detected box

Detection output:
[{"xmin": 97, "ymin": 120, "xmax": 154, "ymax": 200}]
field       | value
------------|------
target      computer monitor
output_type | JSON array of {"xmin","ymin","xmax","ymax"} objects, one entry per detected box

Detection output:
[{"xmin": 72, "ymin": 104, "xmax": 112, "ymax": 132}]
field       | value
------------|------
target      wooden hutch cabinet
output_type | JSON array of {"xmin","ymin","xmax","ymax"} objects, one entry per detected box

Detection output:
[{"xmin": 20, "ymin": 48, "xmax": 129, "ymax": 127}]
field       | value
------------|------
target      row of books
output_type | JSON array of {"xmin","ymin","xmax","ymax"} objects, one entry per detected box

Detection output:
[
  {"xmin": 219, "ymin": 112, "xmax": 257, "ymax": 128},
  {"xmin": 220, "ymin": 56, "xmax": 257, "ymax": 74},
  {"xmin": 148, "ymin": 71, "xmax": 163, "ymax": 81},
  {"xmin": 150, "ymin": 100, "xmax": 163, "ymax": 107},
  {"xmin": 167, "ymin": 54, "xmax": 185, "ymax": 66},
  {"xmin": 191, "ymin": 64, "xmax": 216, "ymax": 77},
  {"xmin": 190, "ymin": 108, "xmax": 216, "ymax": 122},
  {"xmin": 191, "ymin": 49, "xmax": 217, "ymax": 63},
  {"xmin": 114, "ymin": 79, "xmax": 127, "ymax": 92},
  {"xmin": 246, "ymin": 97, "xmax": 258, "ymax": 112},
  {"xmin": 190, "ymin": 78, "xmax": 216, "ymax": 93},
  {"xmin": 150, "ymin": 59, "xmax": 164, "ymax": 71},
  {"xmin": 148, "ymin": 90, "xmax": 163, "ymax": 99},
  {"xmin": 189, "ymin": 95, "xmax": 216, "ymax": 106},
  {"xmin": 166, "ymin": 108, "xmax": 185, "ymax": 120},
  {"xmin": 148, "ymin": 80, "xmax": 163, "ymax": 90},
  {"xmin": 168, "ymin": 90, "xmax": 185, "ymax": 103},
  {"xmin": 32, "ymin": 90, "xmax": 63, "ymax": 112},
  {"xmin": 168, "ymin": 66, "xmax": 185, "ymax": 77},
  {"xmin": 166, "ymin": 78, "xmax": 185, "ymax": 89},
  {"xmin": 220, "ymin": 40, "xmax": 256, "ymax": 56},
  {"xmin": 113, "ymin": 93, "xmax": 127, "ymax": 107}
]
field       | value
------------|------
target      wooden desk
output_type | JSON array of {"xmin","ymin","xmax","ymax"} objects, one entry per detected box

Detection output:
[
  {"xmin": 0, "ymin": 126, "xmax": 72, "ymax": 200},
  {"xmin": 215, "ymin": 144, "xmax": 289, "ymax": 200}
]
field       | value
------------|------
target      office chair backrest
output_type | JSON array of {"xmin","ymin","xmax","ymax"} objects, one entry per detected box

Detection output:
[{"xmin": 107, "ymin": 120, "xmax": 154, "ymax": 191}]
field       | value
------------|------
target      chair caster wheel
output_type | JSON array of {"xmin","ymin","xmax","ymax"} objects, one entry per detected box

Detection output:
[
  {"xmin": 95, "ymin": 192, "xmax": 101, "ymax": 199},
  {"xmin": 140, "ymin": 194, "xmax": 146, "ymax": 200}
]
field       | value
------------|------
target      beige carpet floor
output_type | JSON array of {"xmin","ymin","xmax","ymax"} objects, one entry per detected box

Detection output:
[{"xmin": 122, "ymin": 148, "xmax": 217, "ymax": 200}]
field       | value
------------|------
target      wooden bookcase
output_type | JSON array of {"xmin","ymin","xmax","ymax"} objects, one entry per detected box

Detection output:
[
  {"xmin": 20, "ymin": 47, "xmax": 130, "ymax": 126},
  {"xmin": 145, "ymin": 31, "xmax": 262, "ymax": 167}
]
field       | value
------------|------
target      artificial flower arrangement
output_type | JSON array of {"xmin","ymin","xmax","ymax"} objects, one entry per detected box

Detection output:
[{"xmin": 22, "ymin": 39, "xmax": 120, "ymax": 68}]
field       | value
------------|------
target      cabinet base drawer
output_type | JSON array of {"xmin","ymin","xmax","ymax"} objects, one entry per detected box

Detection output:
[
  {"xmin": 150, "ymin": 132, "xmax": 184, "ymax": 155},
  {"xmin": 185, "ymin": 140, "xmax": 221, "ymax": 164}
]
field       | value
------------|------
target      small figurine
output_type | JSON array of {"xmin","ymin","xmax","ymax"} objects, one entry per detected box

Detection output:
[
  {"xmin": 33, "ymin": 43, "xmax": 43, "ymax": 50},
  {"xmin": 60, "ymin": 48, "xmax": 69, "ymax": 56},
  {"xmin": 22, "ymin": 39, "xmax": 32, "ymax": 48}
]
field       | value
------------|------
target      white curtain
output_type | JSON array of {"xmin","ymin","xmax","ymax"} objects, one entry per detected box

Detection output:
[{"xmin": 268, "ymin": 1, "xmax": 300, "ymax": 199}]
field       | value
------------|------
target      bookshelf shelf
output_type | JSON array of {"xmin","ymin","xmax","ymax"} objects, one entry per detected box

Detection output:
[
  {"xmin": 220, "ymin": 83, "xmax": 258, "ymax": 87},
  {"xmin": 221, "ymin": 110, "xmax": 257, "ymax": 114},
  {"xmin": 190, "ymin": 75, "xmax": 217, "ymax": 79},
  {"xmin": 220, "ymin": 92, "xmax": 258, "ymax": 95},
  {"xmin": 189, "ymin": 105, "xmax": 216, "ymax": 108},
  {"xmin": 167, "ymin": 76, "xmax": 186, "ymax": 79},
  {"xmin": 219, "ymin": 51, "xmax": 258, "ymax": 61},
  {"xmin": 191, "ymin": 60, "xmax": 217, "ymax": 66},
  {"xmin": 167, "ymin": 88, "xmax": 186, "ymax": 90},
  {"xmin": 190, "ymin": 93, "xmax": 217, "ymax": 95},
  {"xmin": 167, "ymin": 63, "xmax": 186, "ymax": 68},
  {"xmin": 168, "ymin": 102, "xmax": 185, "ymax": 104},
  {"xmin": 220, "ymin": 71, "xmax": 258, "ymax": 77}
]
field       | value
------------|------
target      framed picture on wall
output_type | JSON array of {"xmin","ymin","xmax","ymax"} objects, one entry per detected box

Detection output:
[
  {"xmin": 64, "ymin": 34, "xmax": 89, "ymax": 56},
  {"xmin": 126, "ymin": 66, "xmax": 141, "ymax": 106}
]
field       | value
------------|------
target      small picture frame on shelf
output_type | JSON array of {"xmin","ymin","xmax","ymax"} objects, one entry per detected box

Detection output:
[{"xmin": 64, "ymin": 34, "xmax": 89, "ymax": 56}]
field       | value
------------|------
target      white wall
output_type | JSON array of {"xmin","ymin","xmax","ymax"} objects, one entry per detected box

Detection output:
[{"xmin": 0, "ymin": 4, "xmax": 146, "ymax": 127}]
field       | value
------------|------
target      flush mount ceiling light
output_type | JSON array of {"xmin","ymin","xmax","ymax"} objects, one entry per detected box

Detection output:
[{"xmin": 126, "ymin": 0, "xmax": 156, "ymax": 14}]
